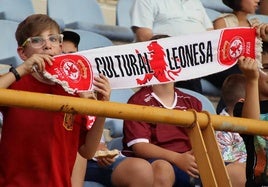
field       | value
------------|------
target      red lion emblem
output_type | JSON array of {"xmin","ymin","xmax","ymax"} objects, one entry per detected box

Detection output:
[{"xmin": 136, "ymin": 41, "xmax": 181, "ymax": 85}]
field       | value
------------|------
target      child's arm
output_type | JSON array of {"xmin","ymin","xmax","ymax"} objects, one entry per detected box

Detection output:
[
  {"xmin": 0, "ymin": 54, "xmax": 54, "ymax": 88},
  {"xmin": 238, "ymin": 56, "xmax": 260, "ymax": 119},
  {"xmin": 79, "ymin": 74, "xmax": 111, "ymax": 159}
]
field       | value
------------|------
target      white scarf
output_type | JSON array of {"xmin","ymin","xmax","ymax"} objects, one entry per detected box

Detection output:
[{"xmin": 44, "ymin": 27, "xmax": 260, "ymax": 94}]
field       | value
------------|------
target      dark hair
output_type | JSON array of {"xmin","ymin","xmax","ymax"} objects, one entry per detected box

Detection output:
[
  {"xmin": 15, "ymin": 14, "xmax": 60, "ymax": 46},
  {"xmin": 62, "ymin": 30, "xmax": 80, "ymax": 48},
  {"xmin": 222, "ymin": 0, "xmax": 242, "ymax": 11}
]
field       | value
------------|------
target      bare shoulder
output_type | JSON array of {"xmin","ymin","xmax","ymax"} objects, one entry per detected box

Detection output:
[{"xmin": 213, "ymin": 17, "xmax": 227, "ymax": 29}]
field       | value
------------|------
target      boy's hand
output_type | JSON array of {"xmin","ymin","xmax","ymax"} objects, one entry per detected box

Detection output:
[
  {"xmin": 94, "ymin": 149, "xmax": 119, "ymax": 167},
  {"xmin": 93, "ymin": 74, "xmax": 111, "ymax": 101},
  {"xmin": 174, "ymin": 150, "xmax": 199, "ymax": 178},
  {"xmin": 96, "ymin": 156, "xmax": 116, "ymax": 167},
  {"xmin": 20, "ymin": 54, "xmax": 54, "ymax": 74},
  {"xmin": 238, "ymin": 56, "xmax": 259, "ymax": 81},
  {"xmin": 78, "ymin": 91, "xmax": 97, "ymax": 100},
  {"xmin": 255, "ymin": 23, "xmax": 268, "ymax": 41}
]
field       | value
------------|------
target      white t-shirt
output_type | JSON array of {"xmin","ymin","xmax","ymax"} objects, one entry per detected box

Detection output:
[{"xmin": 131, "ymin": 0, "xmax": 213, "ymax": 36}]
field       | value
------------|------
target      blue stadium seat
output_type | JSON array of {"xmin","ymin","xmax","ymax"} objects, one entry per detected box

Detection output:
[
  {"xmin": 47, "ymin": 0, "xmax": 105, "ymax": 25},
  {"xmin": 201, "ymin": 79, "xmax": 221, "ymax": 97},
  {"xmin": 0, "ymin": 20, "xmax": 21, "ymax": 67},
  {"xmin": 107, "ymin": 136, "xmax": 123, "ymax": 150},
  {"xmin": 179, "ymin": 88, "xmax": 216, "ymax": 114},
  {"xmin": 115, "ymin": 0, "xmax": 135, "ymax": 41},
  {"xmin": 110, "ymin": 88, "xmax": 135, "ymax": 106},
  {"xmin": 205, "ymin": 8, "xmax": 222, "ymax": 22},
  {"xmin": 248, "ymin": 14, "xmax": 268, "ymax": 23},
  {"xmin": 105, "ymin": 88, "xmax": 135, "ymax": 140},
  {"xmin": 105, "ymin": 119, "xmax": 123, "ymax": 140},
  {"xmin": 63, "ymin": 29, "xmax": 114, "ymax": 51},
  {"xmin": 47, "ymin": 0, "xmax": 133, "ymax": 42},
  {"xmin": 0, "ymin": 0, "xmax": 65, "ymax": 33},
  {"xmin": 200, "ymin": 0, "xmax": 232, "ymax": 13},
  {"xmin": 0, "ymin": 0, "xmax": 34, "ymax": 22}
]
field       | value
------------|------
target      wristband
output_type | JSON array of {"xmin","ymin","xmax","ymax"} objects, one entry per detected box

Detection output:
[{"xmin": 9, "ymin": 67, "xmax": 21, "ymax": 81}]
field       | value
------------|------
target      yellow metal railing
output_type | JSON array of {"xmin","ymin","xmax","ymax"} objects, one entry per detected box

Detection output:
[{"xmin": 0, "ymin": 88, "xmax": 267, "ymax": 186}]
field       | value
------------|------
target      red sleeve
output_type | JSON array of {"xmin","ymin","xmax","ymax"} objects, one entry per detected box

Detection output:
[{"xmin": 123, "ymin": 119, "xmax": 152, "ymax": 144}]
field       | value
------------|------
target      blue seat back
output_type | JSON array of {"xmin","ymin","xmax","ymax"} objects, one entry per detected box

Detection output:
[
  {"xmin": 179, "ymin": 88, "xmax": 216, "ymax": 114},
  {"xmin": 201, "ymin": 79, "xmax": 221, "ymax": 96},
  {"xmin": 110, "ymin": 88, "xmax": 135, "ymax": 103},
  {"xmin": 0, "ymin": 0, "xmax": 35, "ymax": 22},
  {"xmin": 65, "ymin": 29, "xmax": 113, "ymax": 51},
  {"xmin": 205, "ymin": 8, "xmax": 221, "ymax": 22},
  {"xmin": 116, "ymin": 0, "xmax": 133, "ymax": 28},
  {"xmin": 105, "ymin": 89, "xmax": 135, "ymax": 139},
  {"xmin": 200, "ymin": 0, "xmax": 232, "ymax": 13},
  {"xmin": 114, "ymin": 0, "xmax": 135, "ymax": 42},
  {"xmin": 249, "ymin": 14, "xmax": 268, "ymax": 23},
  {"xmin": 0, "ymin": 20, "xmax": 21, "ymax": 67},
  {"xmin": 47, "ymin": 0, "xmax": 105, "ymax": 25},
  {"xmin": 107, "ymin": 137, "xmax": 123, "ymax": 150}
]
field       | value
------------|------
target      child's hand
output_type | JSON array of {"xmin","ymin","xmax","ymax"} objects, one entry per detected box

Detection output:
[
  {"xmin": 255, "ymin": 23, "xmax": 268, "ymax": 41},
  {"xmin": 238, "ymin": 56, "xmax": 259, "ymax": 81},
  {"xmin": 173, "ymin": 150, "xmax": 199, "ymax": 179},
  {"xmin": 20, "ymin": 54, "xmax": 54, "ymax": 74},
  {"xmin": 78, "ymin": 91, "xmax": 97, "ymax": 100},
  {"xmin": 96, "ymin": 156, "xmax": 115, "ymax": 167},
  {"xmin": 93, "ymin": 74, "xmax": 111, "ymax": 101},
  {"xmin": 94, "ymin": 149, "xmax": 119, "ymax": 167}
]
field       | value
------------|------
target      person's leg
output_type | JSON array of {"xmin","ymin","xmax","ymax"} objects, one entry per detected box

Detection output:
[
  {"xmin": 111, "ymin": 157, "xmax": 154, "ymax": 187},
  {"xmin": 150, "ymin": 159, "xmax": 175, "ymax": 187},
  {"xmin": 71, "ymin": 153, "xmax": 87, "ymax": 187},
  {"xmin": 148, "ymin": 159, "xmax": 194, "ymax": 187},
  {"xmin": 226, "ymin": 162, "xmax": 246, "ymax": 187}
]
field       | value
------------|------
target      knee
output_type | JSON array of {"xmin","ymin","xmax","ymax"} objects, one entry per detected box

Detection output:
[
  {"xmin": 151, "ymin": 160, "xmax": 175, "ymax": 186},
  {"xmin": 112, "ymin": 158, "xmax": 154, "ymax": 186},
  {"xmin": 226, "ymin": 162, "xmax": 246, "ymax": 187},
  {"xmin": 119, "ymin": 158, "xmax": 152, "ymax": 174},
  {"xmin": 151, "ymin": 159, "xmax": 173, "ymax": 172}
]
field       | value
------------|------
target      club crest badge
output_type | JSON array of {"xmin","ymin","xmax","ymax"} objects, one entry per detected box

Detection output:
[
  {"xmin": 44, "ymin": 54, "xmax": 93, "ymax": 94},
  {"xmin": 218, "ymin": 28, "xmax": 256, "ymax": 66}
]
